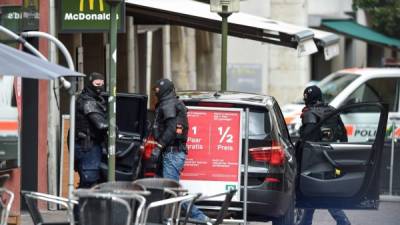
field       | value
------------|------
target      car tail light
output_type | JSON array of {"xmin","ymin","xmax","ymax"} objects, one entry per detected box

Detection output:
[
  {"xmin": 265, "ymin": 177, "xmax": 280, "ymax": 183},
  {"xmin": 249, "ymin": 140, "xmax": 285, "ymax": 166},
  {"xmin": 144, "ymin": 172, "xmax": 156, "ymax": 177},
  {"xmin": 143, "ymin": 135, "xmax": 157, "ymax": 160}
]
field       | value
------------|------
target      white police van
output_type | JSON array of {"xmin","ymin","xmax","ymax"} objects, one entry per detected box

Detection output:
[
  {"xmin": 283, "ymin": 68, "xmax": 400, "ymax": 142},
  {"xmin": 0, "ymin": 76, "xmax": 19, "ymax": 169}
]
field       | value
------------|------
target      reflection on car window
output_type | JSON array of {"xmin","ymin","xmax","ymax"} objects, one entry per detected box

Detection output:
[
  {"xmin": 346, "ymin": 78, "xmax": 399, "ymax": 112},
  {"xmin": 242, "ymin": 111, "xmax": 270, "ymax": 139},
  {"xmin": 273, "ymin": 104, "xmax": 290, "ymax": 140},
  {"xmin": 318, "ymin": 73, "xmax": 358, "ymax": 103},
  {"xmin": 338, "ymin": 105, "xmax": 381, "ymax": 143}
]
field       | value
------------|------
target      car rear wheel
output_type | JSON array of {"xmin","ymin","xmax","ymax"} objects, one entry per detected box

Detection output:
[{"xmin": 272, "ymin": 194, "xmax": 303, "ymax": 225}]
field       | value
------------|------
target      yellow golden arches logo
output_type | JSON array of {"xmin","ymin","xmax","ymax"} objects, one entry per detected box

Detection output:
[{"xmin": 79, "ymin": 0, "xmax": 105, "ymax": 12}]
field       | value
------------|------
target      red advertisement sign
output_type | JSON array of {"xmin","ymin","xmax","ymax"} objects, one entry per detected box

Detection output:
[{"xmin": 181, "ymin": 107, "xmax": 242, "ymax": 182}]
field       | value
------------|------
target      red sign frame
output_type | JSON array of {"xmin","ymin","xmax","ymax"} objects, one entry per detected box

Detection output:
[{"xmin": 181, "ymin": 107, "xmax": 242, "ymax": 200}]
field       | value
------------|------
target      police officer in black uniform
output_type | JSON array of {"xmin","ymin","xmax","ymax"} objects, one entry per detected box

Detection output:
[
  {"xmin": 299, "ymin": 85, "xmax": 350, "ymax": 225},
  {"xmin": 300, "ymin": 85, "xmax": 347, "ymax": 143},
  {"xmin": 74, "ymin": 72, "xmax": 108, "ymax": 188},
  {"xmin": 150, "ymin": 78, "xmax": 208, "ymax": 221}
]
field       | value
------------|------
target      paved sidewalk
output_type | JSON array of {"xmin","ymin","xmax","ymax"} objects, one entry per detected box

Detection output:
[
  {"xmin": 21, "ymin": 201, "xmax": 400, "ymax": 225},
  {"xmin": 21, "ymin": 210, "xmax": 69, "ymax": 225}
]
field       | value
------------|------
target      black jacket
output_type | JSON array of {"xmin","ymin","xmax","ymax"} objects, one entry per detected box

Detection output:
[
  {"xmin": 300, "ymin": 102, "xmax": 347, "ymax": 142},
  {"xmin": 153, "ymin": 91, "xmax": 188, "ymax": 147},
  {"xmin": 75, "ymin": 87, "xmax": 108, "ymax": 144}
]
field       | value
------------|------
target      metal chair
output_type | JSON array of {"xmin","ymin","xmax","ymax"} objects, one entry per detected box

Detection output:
[
  {"xmin": 21, "ymin": 191, "xmax": 77, "ymax": 225},
  {"xmin": 0, "ymin": 188, "xmax": 14, "ymax": 225},
  {"xmin": 91, "ymin": 181, "xmax": 148, "ymax": 225},
  {"xmin": 74, "ymin": 188, "xmax": 147, "ymax": 225},
  {"xmin": 180, "ymin": 189, "xmax": 237, "ymax": 225},
  {"xmin": 141, "ymin": 194, "xmax": 197, "ymax": 225},
  {"xmin": 132, "ymin": 178, "xmax": 198, "ymax": 225}
]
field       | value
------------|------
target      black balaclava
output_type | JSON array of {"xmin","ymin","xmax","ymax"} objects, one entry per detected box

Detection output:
[
  {"xmin": 87, "ymin": 72, "xmax": 105, "ymax": 94},
  {"xmin": 303, "ymin": 85, "xmax": 322, "ymax": 106},
  {"xmin": 154, "ymin": 78, "xmax": 175, "ymax": 99}
]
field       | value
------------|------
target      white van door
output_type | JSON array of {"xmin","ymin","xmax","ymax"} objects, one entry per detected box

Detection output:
[{"xmin": 339, "ymin": 77, "xmax": 400, "ymax": 142}]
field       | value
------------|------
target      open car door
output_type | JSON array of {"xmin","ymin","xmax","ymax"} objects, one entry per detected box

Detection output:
[
  {"xmin": 100, "ymin": 93, "xmax": 148, "ymax": 181},
  {"xmin": 296, "ymin": 102, "xmax": 388, "ymax": 209}
]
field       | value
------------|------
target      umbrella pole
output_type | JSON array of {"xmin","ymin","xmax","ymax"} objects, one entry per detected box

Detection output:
[{"xmin": 20, "ymin": 32, "xmax": 77, "ymax": 200}]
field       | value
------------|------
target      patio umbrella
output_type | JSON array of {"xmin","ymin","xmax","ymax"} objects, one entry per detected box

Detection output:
[
  {"xmin": 0, "ymin": 40, "xmax": 83, "ymax": 200},
  {"xmin": 0, "ymin": 43, "xmax": 84, "ymax": 79}
]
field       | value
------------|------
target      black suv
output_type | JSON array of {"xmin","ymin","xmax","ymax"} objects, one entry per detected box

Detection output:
[{"xmin": 104, "ymin": 91, "xmax": 388, "ymax": 225}]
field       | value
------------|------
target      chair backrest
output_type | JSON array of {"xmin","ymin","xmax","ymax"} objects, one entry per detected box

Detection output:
[
  {"xmin": 133, "ymin": 178, "xmax": 181, "ymax": 224},
  {"xmin": 132, "ymin": 178, "xmax": 181, "ymax": 190},
  {"xmin": 21, "ymin": 191, "xmax": 44, "ymax": 225},
  {"xmin": 75, "ymin": 188, "xmax": 146, "ymax": 225},
  {"xmin": 91, "ymin": 181, "xmax": 147, "ymax": 225},
  {"xmin": 80, "ymin": 196, "xmax": 132, "ymax": 225},
  {"xmin": 93, "ymin": 181, "xmax": 145, "ymax": 192}
]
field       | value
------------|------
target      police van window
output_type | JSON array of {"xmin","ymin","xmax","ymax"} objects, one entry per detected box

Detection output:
[
  {"xmin": 242, "ymin": 109, "xmax": 271, "ymax": 140},
  {"xmin": 346, "ymin": 78, "xmax": 399, "ymax": 112},
  {"xmin": 0, "ymin": 76, "xmax": 15, "ymax": 107},
  {"xmin": 318, "ymin": 73, "xmax": 358, "ymax": 103},
  {"xmin": 338, "ymin": 105, "xmax": 382, "ymax": 143}
]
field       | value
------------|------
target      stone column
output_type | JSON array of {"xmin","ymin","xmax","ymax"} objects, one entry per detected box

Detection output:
[
  {"xmin": 170, "ymin": 26, "xmax": 196, "ymax": 90},
  {"xmin": 269, "ymin": 0, "xmax": 310, "ymax": 104},
  {"xmin": 196, "ymin": 31, "xmax": 220, "ymax": 90}
]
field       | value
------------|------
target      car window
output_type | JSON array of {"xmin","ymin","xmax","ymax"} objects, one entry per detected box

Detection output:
[
  {"xmin": 346, "ymin": 78, "xmax": 399, "ymax": 112},
  {"xmin": 318, "ymin": 73, "xmax": 359, "ymax": 103},
  {"xmin": 241, "ymin": 109, "xmax": 270, "ymax": 140},
  {"xmin": 273, "ymin": 103, "xmax": 290, "ymax": 141}
]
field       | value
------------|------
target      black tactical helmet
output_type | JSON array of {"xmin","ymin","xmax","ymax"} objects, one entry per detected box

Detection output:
[
  {"xmin": 154, "ymin": 78, "xmax": 175, "ymax": 99},
  {"xmin": 87, "ymin": 72, "xmax": 105, "ymax": 94},
  {"xmin": 303, "ymin": 85, "xmax": 322, "ymax": 106}
]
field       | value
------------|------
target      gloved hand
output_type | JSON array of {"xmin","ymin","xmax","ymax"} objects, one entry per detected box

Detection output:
[{"xmin": 150, "ymin": 146, "xmax": 162, "ymax": 164}]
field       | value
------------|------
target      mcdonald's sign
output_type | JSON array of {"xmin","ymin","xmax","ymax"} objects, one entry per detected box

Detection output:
[{"xmin": 60, "ymin": 0, "xmax": 125, "ymax": 33}]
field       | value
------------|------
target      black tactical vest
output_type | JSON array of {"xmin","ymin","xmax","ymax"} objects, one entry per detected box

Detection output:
[
  {"xmin": 153, "ymin": 95, "xmax": 188, "ymax": 147},
  {"xmin": 75, "ymin": 88, "xmax": 107, "ymax": 143},
  {"xmin": 303, "ymin": 104, "xmax": 348, "ymax": 142}
]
